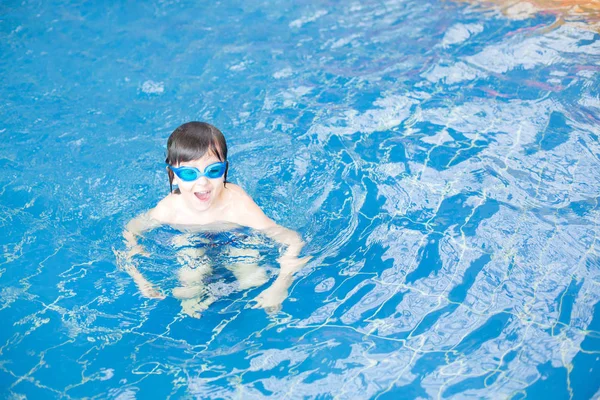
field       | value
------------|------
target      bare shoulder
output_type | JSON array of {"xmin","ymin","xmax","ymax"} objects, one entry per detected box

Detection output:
[
  {"xmin": 224, "ymin": 183, "xmax": 257, "ymax": 206},
  {"xmin": 224, "ymin": 184, "xmax": 276, "ymax": 230},
  {"xmin": 149, "ymin": 194, "xmax": 178, "ymax": 224},
  {"xmin": 224, "ymin": 183, "xmax": 255, "ymax": 209},
  {"xmin": 223, "ymin": 183, "xmax": 248, "ymax": 196}
]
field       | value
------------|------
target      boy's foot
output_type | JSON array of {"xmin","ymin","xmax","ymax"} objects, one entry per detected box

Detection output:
[{"xmin": 180, "ymin": 295, "xmax": 215, "ymax": 318}]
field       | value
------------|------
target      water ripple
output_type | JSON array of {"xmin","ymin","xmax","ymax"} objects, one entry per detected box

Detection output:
[{"xmin": 1, "ymin": 0, "xmax": 600, "ymax": 398}]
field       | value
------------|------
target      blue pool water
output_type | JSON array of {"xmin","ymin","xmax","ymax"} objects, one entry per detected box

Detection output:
[{"xmin": 2, "ymin": 0, "xmax": 600, "ymax": 398}]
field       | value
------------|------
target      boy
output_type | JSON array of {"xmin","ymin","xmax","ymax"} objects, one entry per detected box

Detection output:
[{"xmin": 122, "ymin": 122, "xmax": 307, "ymax": 316}]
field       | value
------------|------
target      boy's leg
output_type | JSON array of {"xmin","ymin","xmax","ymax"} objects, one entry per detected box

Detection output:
[
  {"xmin": 173, "ymin": 246, "xmax": 216, "ymax": 318},
  {"xmin": 225, "ymin": 246, "xmax": 268, "ymax": 290},
  {"xmin": 172, "ymin": 246, "xmax": 212, "ymax": 299}
]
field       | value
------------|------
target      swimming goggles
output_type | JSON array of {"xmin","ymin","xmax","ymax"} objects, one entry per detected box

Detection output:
[{"xmin": 167, "ymin": 161, "xmax": 227, "ymax": 181}]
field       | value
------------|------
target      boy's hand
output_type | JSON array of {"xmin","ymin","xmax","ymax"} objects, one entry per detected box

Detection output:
[
  {"xmin": 277, "ymin": 255, "xmax": 311, "ymax": 275},
  {"xmin": 252, "ymin": 285, "xmax": 287, "ymax": 313},
  {"xmin": 251, "ymin": 255, "xmax": 310, "ymax": 313}
]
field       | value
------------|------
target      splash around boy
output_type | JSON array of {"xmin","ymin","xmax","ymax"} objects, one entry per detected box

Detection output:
[{"xmin": 122, "ymin": 121, "xmax": 307, "ymax": 314}]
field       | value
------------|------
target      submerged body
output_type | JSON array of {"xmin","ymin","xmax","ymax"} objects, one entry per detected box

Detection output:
[{"xmin": 122, "ymin": 122, "xmax": 307, "ymax": 316}]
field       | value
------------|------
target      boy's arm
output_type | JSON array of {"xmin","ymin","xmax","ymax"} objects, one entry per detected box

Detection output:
[
  {"xmin": 120, "ymin": 210, "xmax": 165, "ymax": 299},
  {"xmin": 236, "ymin": 194, "xmax": 309, "ymax": 311},
  {"xmin": 124, "ymin": 210, "xmax": 163, "ymax": 255},
  {"xmin": 253, "ymin": 224, "xmax": 309, "ymax": 312}
]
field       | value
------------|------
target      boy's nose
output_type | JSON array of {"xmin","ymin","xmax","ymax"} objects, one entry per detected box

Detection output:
[{"xmin": 196, "ymin": 176, "xmax": 210, "ymax": 186}]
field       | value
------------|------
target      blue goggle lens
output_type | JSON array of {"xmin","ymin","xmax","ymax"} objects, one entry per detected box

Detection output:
[
  {"xmin": 179, "ymin": 168, "xmax": 200, "ymax": 181},
  {"xmin": 205, "ymin": 163, "xmax": 225, "ymax": 178},
  {"xmin": 169, "ymin": 162, "xmax": 227, "ymax": 182}
]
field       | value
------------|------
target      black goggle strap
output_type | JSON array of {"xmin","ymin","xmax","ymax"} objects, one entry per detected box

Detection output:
[{"xmin": 167, "ymin": 166, "xmax": 174, "ymax": 193}]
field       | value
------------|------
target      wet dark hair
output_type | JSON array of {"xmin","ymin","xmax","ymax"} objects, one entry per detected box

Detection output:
[{"xmin": 165, "ymin": 121, "xmax": 228, "ymax": 193}]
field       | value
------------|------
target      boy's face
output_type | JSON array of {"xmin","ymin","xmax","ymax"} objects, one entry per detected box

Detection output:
[{"xmin": 172, "ymin": 153, "xmax": 226, "ymax": 212}]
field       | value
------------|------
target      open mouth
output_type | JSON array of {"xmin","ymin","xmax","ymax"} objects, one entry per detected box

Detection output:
[{"xmin": 194, "ymin": 190, "xmax": 211, "ymax": 202}]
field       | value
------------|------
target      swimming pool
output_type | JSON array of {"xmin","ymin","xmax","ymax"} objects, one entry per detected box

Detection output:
[{"xmin": 1, "ymin": 0, "xmax": 599, "ymax": 398}]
